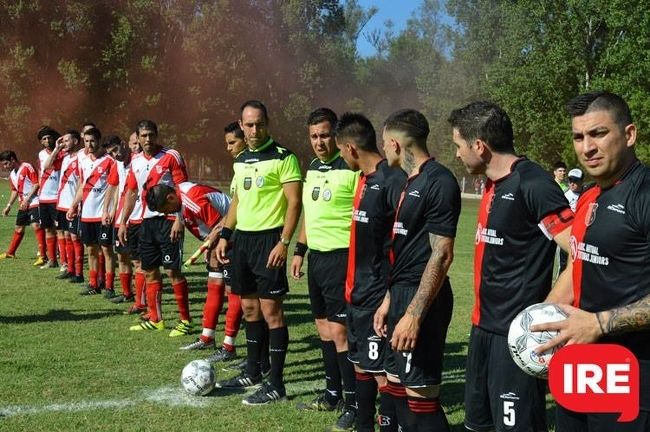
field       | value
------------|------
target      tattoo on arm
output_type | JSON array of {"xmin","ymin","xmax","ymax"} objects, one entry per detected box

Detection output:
[
  {"xmin": 603, "ymin": 293, "xmax": 650, "ymax": 335},
  {"xmin": 406, "ymin": 234, "xmax": 454, "ymax": 321}
]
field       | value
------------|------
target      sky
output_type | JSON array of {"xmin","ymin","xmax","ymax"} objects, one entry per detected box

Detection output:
[{"xmin": 354, "ymin": 0, "xmax": 422, "ymax": 57}]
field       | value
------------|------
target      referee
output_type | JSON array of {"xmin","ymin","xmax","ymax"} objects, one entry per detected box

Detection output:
[
  {"xmin": 215, "ymin": 100, "xmax": 302, "ymax": 406},
  {"xmin": 291, "ymin": 108, "xmax": 359, "ymax": 430}
]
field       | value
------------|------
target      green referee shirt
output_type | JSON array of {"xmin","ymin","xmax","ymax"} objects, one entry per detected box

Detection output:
[
  {"xmin": 302, "ymin": 152, "xmax": 359, "ymax": 251},
  {"xmin": 233, "ymin": 138, "xmax": 302, "ymax": 231}
]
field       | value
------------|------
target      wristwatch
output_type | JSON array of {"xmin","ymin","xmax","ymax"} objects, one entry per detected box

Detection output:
[{"xmin": 279, "ymin": 236, "xmax": 290, "ymax": 246}]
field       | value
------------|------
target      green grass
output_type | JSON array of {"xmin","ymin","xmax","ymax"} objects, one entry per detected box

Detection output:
[{"xmin": 0, "ymin": 178, "xmax": 525, "ymax": 431}]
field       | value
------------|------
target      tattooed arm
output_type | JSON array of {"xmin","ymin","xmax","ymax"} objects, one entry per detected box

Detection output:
[
  {"xmin": 598, "ymin": 294, "xmax": 650, "ymax": 335},
  {"xmin": 390, "ymin": 234, "xmax": 454, "ymax": 352}
]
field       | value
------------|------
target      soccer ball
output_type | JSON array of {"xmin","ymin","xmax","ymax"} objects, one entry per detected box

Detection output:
[
  {"xmin": 507, "ymin": 303, "xmax": 567, "ymax": 379},
  {"xmin": 181, "ymin": 360, "xmax": 216, "ymax": 396}
]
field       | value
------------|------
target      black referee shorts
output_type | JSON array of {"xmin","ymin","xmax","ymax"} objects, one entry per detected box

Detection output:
[
  {"xmin": 307, "ymin": 249, "xmax": 348, "ymax": 323},
  {"xmin": 15, "ymin": 207, "xmax": 39, "ymax": 226},
  {"xmin": 139, "ymin": 217, "xmax": 182, "ymax": 271},
  {"xmin": 384, "ymin": 281, "xmax": 452, "ymax": 388},
  {"xmin": 231, "ymin": 229, "xmax": 288, "ymax": 299}
]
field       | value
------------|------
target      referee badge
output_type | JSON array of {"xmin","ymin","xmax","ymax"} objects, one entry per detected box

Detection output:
[
  {"xmin": 256, "ymin": 176, "xmax": 264, "ymax": 188},
  {"xmin": 243, "ymin": 177, "xmax": 252, "ymax": 190},
  {"xmin": 323, "ymin": 189, "xmax": 332, "ymax": 201},
  {"xmin": 311, "ymin": 186, "xmax": 320, "ymax": 201}
]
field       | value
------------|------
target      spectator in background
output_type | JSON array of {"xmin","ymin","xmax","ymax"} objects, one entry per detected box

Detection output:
[
  {"xmin": 553, "ymin": 160, "xmax": 569, "ymax": 192},
  {"xmin": 558, "ymin": 168, "xmax": 583, "ymax": 271}
]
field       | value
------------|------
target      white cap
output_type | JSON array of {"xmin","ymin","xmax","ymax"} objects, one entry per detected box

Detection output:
[{"xmin": 568, "ymin": 168, "xmax": 583, "ymax": 180}]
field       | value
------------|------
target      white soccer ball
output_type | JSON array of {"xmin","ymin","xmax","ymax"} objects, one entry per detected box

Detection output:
[
  {"xmin": 507, "ymin": 303, "xmax": 567, "ymax": 379},
  {"xmin": 181, "ymin": 360, "xmax": 216, "ymax": 396}
]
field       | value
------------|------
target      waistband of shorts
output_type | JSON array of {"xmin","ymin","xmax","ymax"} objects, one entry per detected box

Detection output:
[
  {"xmin": 236, "ymin": 227, "xmax": 283, "ymax": 236},
  {"xmin": 309, "ymin": 247, "xmax": 349, "ymax": 255}
]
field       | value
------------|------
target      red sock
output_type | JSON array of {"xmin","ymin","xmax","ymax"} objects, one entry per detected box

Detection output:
[
  {"xmin": 172, "ymin": 279, "xmax": 191, "ymax": 322},
  {"xmin": 65, "ymin": 240, "xmax": 75, "ymax": 272},
  {"xmin": 225, "ymin": 292, "xmax": 242, "ymax": 338},
  {"xmin": 46, "ymin": 237, "xmax": 56, "ymax": 263},
  {"xmin": 89, "ymin": 269, "xmax": 98, "ymax": 289},
  {"xmin": 37, "ymin": 228, "xmax": 46, "ymax": 258},
  {"xmin": 203, "ymin": 280, "xmax": 225, "ymax": 330},
  {"xmin": 146, "ymin": 280, "xmax": 163, "ymax": 322},
  {"xmin": 119, "ymin": 273, "xmax": 132, "ymax": 297},
  {"xmin": 134, "ymin": 272, "xmax": 146, "ymax": 308},
  {"xmin": 57, "ymin": 238, "xmax": 67, "ymax": 267},
  {"xmin": 73, "ymin": 240, "xmax": 84, "ymax": 276},
  {"xmin": 7, "ymin": 231, "xmax": 25, "ymax": 255},
  {"xmin": 98, "ymin": 254, "xmax": 105, "ymax": 282},
  {"xmin": 105, "ymin": 272, "xmax": 114, "ymax": 290}
]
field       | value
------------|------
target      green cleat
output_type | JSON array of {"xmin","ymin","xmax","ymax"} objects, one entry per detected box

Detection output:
[
  {"xmin": 168, "ymin": 320, "xmax": 194, "ymax": 337},
  {"xmin": 129, "ymin": 320, "xmax": 165, "ymax": 331}
]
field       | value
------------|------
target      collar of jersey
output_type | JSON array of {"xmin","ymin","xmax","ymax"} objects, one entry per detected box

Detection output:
[
  {"xmin": 318, "ymin": 151, "xmax": 340, "ymax": 165},
  {"xmin": 249, "ymin": 137, "xmax": 274, "ymax": 153}
]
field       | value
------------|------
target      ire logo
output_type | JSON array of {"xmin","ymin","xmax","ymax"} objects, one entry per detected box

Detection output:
[{"xmin": 548, "ymin": 344, "xmax": 639, "ymax": 422}]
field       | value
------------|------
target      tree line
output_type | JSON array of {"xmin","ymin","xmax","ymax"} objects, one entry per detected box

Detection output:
[{"xmin": 1, "ymin": 0, "xmax": 647, "ymax": 179}]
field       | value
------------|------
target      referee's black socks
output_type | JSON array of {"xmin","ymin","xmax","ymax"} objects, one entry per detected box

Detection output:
[
  {"xmin": 321, "ymin": 341, "xmax": 342, "ymax": 405},
  {"xmin": 269, "ymin": 326, "xmax": 289, "ymax": 390},
  {"xmin": 245, "ymin": 320, "xmax": 265, "ymax": 377}
]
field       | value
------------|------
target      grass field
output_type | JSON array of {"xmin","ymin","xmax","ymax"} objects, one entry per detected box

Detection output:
[{"xmin": 0, "ymin": 178, "xmax": 551, "ymax": 431}]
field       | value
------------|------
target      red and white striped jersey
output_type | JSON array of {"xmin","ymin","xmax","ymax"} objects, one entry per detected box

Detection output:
[
  {"xmin": 56, "ymin": 153, "xmax": 80, "ymax": 211},
  {"xmin": 125, "ymin": 148, "xmax": 188, "ymax": 221},
  {"xmin": 10, "ymin": 162, "xmax": 39, "ymax": 209},
  {"xmin": 78, "ymin": 153, "xmax": 119, "ymax": 222},
  {"xmin": 114, "ymin": 156, "xmax": 143, "ymax": 227},
  {"xmin": 178, "ymin": 181, "xmax": 230, "ymax": 241},
  {"xmin": 38, "ymin": 148, "xmax": 65, "ymax": 203}
]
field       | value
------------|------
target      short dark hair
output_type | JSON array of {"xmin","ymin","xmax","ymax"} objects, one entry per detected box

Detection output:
[
  {"xmin": 447, "ymin": 101, "xmax": 514, "ymax": 153},
  {"xmin": 553, "ymin": 161, "xmax": 567, "ymax": 170},
  {"xmin": 240, "ymin": 100, "xmax": 268, "ymax": 122},
  {"xmin": 83, "ymin": 127, "xmax": 101, "ymax": 140},
  {"xmin": 136, "ymin": 119, "xmax": 158, "ymax": 136},
  {"xmin": 145, "ymin": 184, "xmax": 175, "ymax": 213},
  {"xmin": 384, "ymin": 109, "xmax": 430, "ymax": 150},
  {"xmin": 82, "ymin": 121, "xmax": 97, "ymax": 130},
  {"xmin": 308, "ymin": 108, "xmax": 338, "ymax": 128},
  {"xmin": 566, "ymin": 90, "xmax": 633, "ymax": 130},
  {"xmin": 67, "ymin": 129, "xmax": 81, "ymax": 143},
  {"xmin": 224, "ymin": 121, "xmax": 244, "ymax": 139},
  {"xmin": 102, "ymin": 134, "xmax": 122, "ymax": 149},
  {"xmin": 0, "ymin": 150, "xmax": 17, "ymax": 162},
  {"xmin": 335, "ymin": 112, "xmax": 377, "ymax": 152}
]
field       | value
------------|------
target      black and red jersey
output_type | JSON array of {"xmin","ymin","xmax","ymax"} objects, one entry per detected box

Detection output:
[
  {"xmin": 345, "ymin": 160, "xmax": 406, "ymax": 308},
  {"xmin": 390, "ymin": 158, "xmax": 461, "ymax": 287},
  {"xmin": 473, "ymin": 158, "xmax": 573, "ymax": 335},
  {"xmin": 571, "ymin": 161, "xmax": 650, "ymax": 360}
]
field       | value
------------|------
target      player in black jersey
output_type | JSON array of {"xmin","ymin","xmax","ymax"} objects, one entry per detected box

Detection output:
[
  {"xmin": 535, "ymin": 91, "xmax": 650, "ymax": 432},
  {"xmin": 449, "ymin": 101, "xmax": 574, "ymax": 432},
  {"xmin": 336, "ymin": 113, "xmax": 406, "ymax": 432},
  {"xmin": 373, "ymin": 109, "xmax": 460, "ymax": 432}
]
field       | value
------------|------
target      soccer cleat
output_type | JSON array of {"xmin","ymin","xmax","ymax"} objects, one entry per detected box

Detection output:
[
  {"xmin": 296, "ymin": 393, "xmax": 342, "ymax": 411},
  {"xmin": 0, "ymin": 253, "xmax": 16, "ymax": 260},
  {"xmin": 168, "ymin": 320, "xmax": 194, "ymax": 337},
  {"xmin": 326, "ymin": 409, "xmax": 356, "ymax": 432},
  {"xmin": 55, "ymin": 271, "xmax": 73, "ymax": 280},
  {"xmin": 59, "ymin": 264, "xmax": 68, "ymax": 273},
  {"xmin": 110, "ymin": 294, "xmax": 134, "ymax": 304},
  {"xmin": 214, "ymin": 372, "xmax": 262, "ymax": 389},
  {"xmin": 68, "ymin": 275, "xmax": 84, "ymax": 283},
  {"xmin": 33, "ymin": 256, "xmax": 47, "ymax": 266},
  {"xmin": 103, "ymin": 289, "xmax": 119, "ymax": 300},
  {"xmin": 180, "ymin": 338, "xmax": 216, "ymax": 351},
  {"xmin": 129, "ymin": 320, "xmax": 165, "ymax": 331},
  {"xmin": 123, "ymin": 305, "xmax": 147, "ymax": 315},
  {"xmin": 40, "ymin": 260, "xmax": 58, "ymax": 269},
  {"xmin": 242, "ymin": 382, "xmax": 287, "ymax": 406},
  {"xmin": 80, "ymin": 287, "xmax": 101, "ymax": 296},
  {"xmin": 205, "ymin": 347, "xmax": 237, "ymax": 363}
]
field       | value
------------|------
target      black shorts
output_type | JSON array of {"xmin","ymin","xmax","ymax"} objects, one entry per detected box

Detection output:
[
  {"xmin": 79, "ymin": 222, "xmax": 113, "ymax": 246},
  {"xmin": 113, "ymin": 227, "xmax": 131, "ymax": 255},
  {"xmin": 308, "ymin": 249, "xmax": 348, "ymax": 323},
  {"xmin": 55, "ymin": 210, "xmax": 68, "ymax": 231},
  {"xmin": 347, "ymin": 304, "xmax": 385, "ymax": 373},
  {"xmin": 39, "ymin": 203, "xmax": 57, "ymax": 229},
  {"xmin": 139, "ymin": 217, "xmax": 182, "ymax": 271},
  {"xmin": 223, "ymin": 241, "xmax": 234, "ymax": 286},
  {"xmin": 68, "ymin": 215, "xmax": 80, "ymax": 235},
  {"xmin": 555, "ymin": 405, "xmax": 649, "ymax": 432},
  {"xmin": 15, "ymin": 207, "xmax": 39, "ymax": 226},
  {"xmin": 231, "ymin": 229, "xmax": 288, "ymax": 299},
  {"xmin": 464, "ymin": 325, "xmax": 547, "ymax": 432},
  {"xmin": 126, "ymin": 224, "xmax": 141, "ymax": 260},
  {"xmin": 384, "ymin": 281, "xmax": 453, "ymax": 388}
]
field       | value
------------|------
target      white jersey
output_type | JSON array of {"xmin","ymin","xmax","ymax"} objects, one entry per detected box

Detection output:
[
  {"xmin": 9, "ymin": 162, "xmax": 39, "ymax": 209},
  {"xmin": 38, "ymin": 148, "xmax": 64, "ymax": 203},
  {"xmin": 78, "ymin": 153, "xmax": 119, "ymax": 222},
  {"xmin": 56, "ymin": 153, "xmax": 80, "ymax": 212},
  {"xmin": 114, "ymin": 156, "xmax": 143, "ymax": 227},
  {"xmin": 177, "ymin": 181, "xmax": 230, "ymax": 240}
]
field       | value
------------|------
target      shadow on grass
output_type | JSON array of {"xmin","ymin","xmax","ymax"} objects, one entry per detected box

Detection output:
[{"xmin": 0, "ymin": 308, "xmax": 118, "ymax": 324}]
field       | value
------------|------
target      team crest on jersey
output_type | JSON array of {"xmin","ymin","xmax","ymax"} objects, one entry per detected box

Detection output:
[
  {"xmin": 311, "ymin": 186, "xmax": 320, "ymax": 200},
  {"xmin": 585, "ymin": 202, "xmax": 598, "ymax": 226},
  {"xmin": 256, "ymin": 176, "xmax": 264, "ymax": 187},
  {"xmin": 475, "ymin": 223, "xmax": 482, "ymax": 245},
  {"xmin": 98, "ymin": 166, "xmax": 104, "ymax": 174},
  {"xmin": 156, "ymin": 165, "xmax": 163, "ymax": 174},
  {"xmin": 243, "ymin": 177, "xmax": 252, "ymax": 190},
  {"xmin": 323, "ymin": 189, "xmax": 332, "ymax": 201},
  {"xmin": 569, "ymin": 235, "xmax": 578, "ymax": 262}
]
